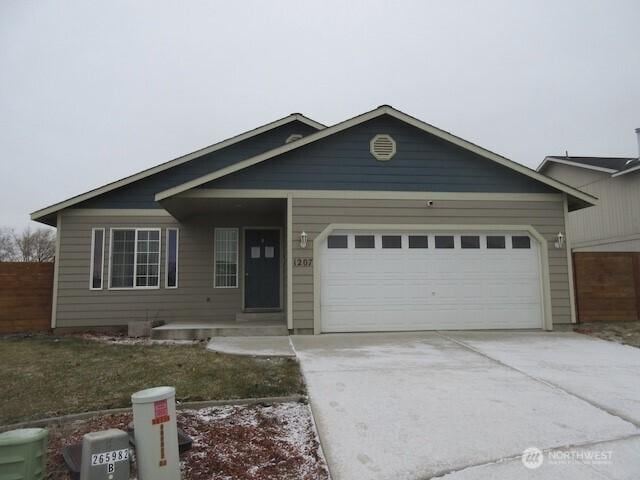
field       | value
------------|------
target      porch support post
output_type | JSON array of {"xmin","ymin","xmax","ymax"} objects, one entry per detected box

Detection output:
[{"xmin": 286, "ymin": 193, "xmax": 293, "ymax": 330}]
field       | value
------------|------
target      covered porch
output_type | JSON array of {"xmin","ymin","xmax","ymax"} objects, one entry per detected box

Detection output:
[{"xmin": 152, "ymin": 194, "xmax": 291, "ymax": 339}]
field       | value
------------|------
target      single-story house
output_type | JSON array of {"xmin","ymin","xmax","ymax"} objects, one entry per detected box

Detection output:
[{"xmin": 32, "ymin": 106, "xmax": 597, "ymax": 338}]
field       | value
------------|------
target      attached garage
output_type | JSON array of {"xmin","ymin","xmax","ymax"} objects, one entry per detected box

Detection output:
[{"xmin": 319, "ymin": 230, "xmax": 544, "ymax": 332}]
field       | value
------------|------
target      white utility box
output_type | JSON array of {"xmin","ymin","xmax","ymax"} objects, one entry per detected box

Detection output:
[{"xmin": 131, "ymin": 386, "xmax": 180, "ymax": 480}]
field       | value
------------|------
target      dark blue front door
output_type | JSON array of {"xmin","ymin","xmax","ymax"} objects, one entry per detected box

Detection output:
[{"xmin": 244, "ymin": 229, "xmax": 280, "ymax": 309}]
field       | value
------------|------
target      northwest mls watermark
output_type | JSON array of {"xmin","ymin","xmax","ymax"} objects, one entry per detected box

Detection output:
[{"xmin": 522, "ymin": 446, "xmax": 613, "ymax": 469}]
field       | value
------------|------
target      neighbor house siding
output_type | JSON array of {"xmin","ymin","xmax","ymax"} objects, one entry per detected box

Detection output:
[
  {"xmin": 55, "ymin": 210, "xmax": 286, "ymax": 328},
  {"xmin": 205, "ymin": 115, "xmax": 556, "ymax": 194},
  {"xmin": 544, "ymin": 163, "xmax": 640, "ymax": 250},
  {"xmin": 290, "ymin": 197, "xmax": 570, "ymax": 332}
]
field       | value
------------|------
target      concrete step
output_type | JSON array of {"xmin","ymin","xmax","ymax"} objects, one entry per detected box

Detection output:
[
  {"xmin": 235, "ymin": 312, "xmax": 285, "ymax": 322},
  {"xmin": 151, "ymin": 322, "xmax": 288, "ymax": 341}
]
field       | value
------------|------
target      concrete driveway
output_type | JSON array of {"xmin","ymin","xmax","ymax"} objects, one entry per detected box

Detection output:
[{"xmin": 291, "ymin": 332, "xmax": 640, "ymax": 480}]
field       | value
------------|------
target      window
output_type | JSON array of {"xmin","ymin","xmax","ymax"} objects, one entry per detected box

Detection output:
[
  {"xmin": 408, "ymin": 235, "xmax": 428, "ymax": 248},
  {"xmin": 90, "ymin": 228, "xmax": 105, "ymax": 289},
  {"xmin": 355, "ymin": 235, "xmax": 375, "ymax": 248},
  {"xmin": 166, "ymin": 229, "xmax": 179, "ymax": 288},
  {"xmin": 461, "ymin": 236, "xmax": 480, "ymax": 249},
  {"xmin": 327, "ymin": 235, "xmax": 348, "ymax": 249},
  {"xmin": 512, "ymin": 236, "xmax": 531, "ymax": 249},
  {"xmin": 214, "ymin": 228, "xmax": 238, "ymax": 288},
  {"xmin": 435, "ymin": 236, "xmax": 454, "ymax": 249},
  {"xmin": 109, "ymin": 228, "xmax": 160, "ymax": 288},
  {"xmin": 487, "ymin": 236, "xmax": 506, "ymax": 249},
  {"xmin": 382, "ymin": 235, "xmax": 401, "ymax": 249}
]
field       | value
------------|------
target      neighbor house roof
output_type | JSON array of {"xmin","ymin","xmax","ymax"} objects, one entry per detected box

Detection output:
[
  {"xmin": 30, "ymin": 113, "xmax": 325, "ymax": 223},
  {"xmin": 537, "ymin": 155, "xmax": 638, "ymax": 174},
  {"xmin": 155, "ymin": 105, "xmax": 598, "ymax": 208},
  {"xmin": 612, "ymin": 159, "xmax": 640, "ymax": 177}
]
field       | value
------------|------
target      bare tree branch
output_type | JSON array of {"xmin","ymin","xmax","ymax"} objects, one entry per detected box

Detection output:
[
  {"xmin": 0, "ymin": 228, "xmax": 17, "ymax": 261},
  {"xmin": 12, "ymin": 227, "xmax": 56, "ymax": 262}
]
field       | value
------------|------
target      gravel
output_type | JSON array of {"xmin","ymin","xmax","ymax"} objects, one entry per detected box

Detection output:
[{"xmin": 44, "ymin": 402, "xmax": 329, "ymax": 480}]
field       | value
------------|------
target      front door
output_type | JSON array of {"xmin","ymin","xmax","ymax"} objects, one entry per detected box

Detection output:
[{"xmin": 244, "ymin": 229, "xmax": 280, "ymax": 310}]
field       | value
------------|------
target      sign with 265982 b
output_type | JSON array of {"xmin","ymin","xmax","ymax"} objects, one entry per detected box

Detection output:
[
  {"xmin": 80, "ymin": 429, "xmax": 130, "ymax": 480},
  {"xmin": 91, "ymin": 448, "xmax": 129, "ymax": 466}
]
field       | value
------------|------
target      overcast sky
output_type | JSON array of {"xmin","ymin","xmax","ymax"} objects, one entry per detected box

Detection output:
[{"xmin": 1, "ymin": 0, "xmax": 639, "ymax": 231}]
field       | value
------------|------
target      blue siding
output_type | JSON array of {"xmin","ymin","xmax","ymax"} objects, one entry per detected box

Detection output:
[
  {"xmin": 79, "ymin": 121, "xmax": 318, "ymax": 208},
  {"xmin": 204, "ymin": 115, "xmax": 555, "ymax": 193}
]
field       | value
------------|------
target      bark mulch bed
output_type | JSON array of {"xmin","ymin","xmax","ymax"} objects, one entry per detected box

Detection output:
[{"xmin": 45, "ymin": 402, "xmax": 329, "ymax": 480}]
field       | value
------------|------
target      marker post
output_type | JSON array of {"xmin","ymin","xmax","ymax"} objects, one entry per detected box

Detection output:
[{"xmin": 131, "ymin": 387, "xmax": 180, "ymax": 480}]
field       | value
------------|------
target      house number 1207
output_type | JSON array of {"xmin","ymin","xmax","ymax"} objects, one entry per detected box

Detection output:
[{"xmin": 294, "ymin": 258, "xmax": 313, "ymax": 267}]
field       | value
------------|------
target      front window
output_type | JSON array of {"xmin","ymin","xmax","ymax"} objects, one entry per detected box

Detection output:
[
  {"xmin": 214, "ymin": 228, "xmax": 238, "ymax": 288},
  {"xmin": 109, "ymin": 228, "xmax": 160, "ymax": 288},
  {"xmin": 166, "ymin": 229, "xmax": 179, "ymax": 288},
  {"xmin": 90, "ymin": 228, "xmax": 105, "ymax": 289}
]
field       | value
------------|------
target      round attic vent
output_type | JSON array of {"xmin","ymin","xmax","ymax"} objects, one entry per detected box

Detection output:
[
  {"xmin": 370, "ymin": 134, "xmax": 396, "ymax": 161},
  {"xmin": 286, "ymin": 134, "xmax": 303, "ymax": 144}
]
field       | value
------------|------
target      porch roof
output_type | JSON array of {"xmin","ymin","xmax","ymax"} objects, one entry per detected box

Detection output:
[{"xmin": 160, "ymin": 196, "xmax": 285, "ymax": 221}]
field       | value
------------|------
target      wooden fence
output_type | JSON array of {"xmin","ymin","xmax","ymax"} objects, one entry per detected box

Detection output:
[
  {"xmin": 573, "ymin": 252, "xmax": 640, "ymax": 322},
  {"xmin": 0, "ymin": 262, "xmax": 53, "ymax": 334}
]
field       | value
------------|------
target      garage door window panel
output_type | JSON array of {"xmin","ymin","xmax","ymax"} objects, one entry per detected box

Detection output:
[
  {"xmin": 408, "ymin": 235, "xmax": 428, "ymax": 249},
  {"xmin": 355, "ymin": 235, "xmax": 375, "ymax": 249},
  {"xmin": 328, "ymin": 235, "xmax": 348, "ymax": 249},
  {"xmin": 512, "ymin": 236, "xmax": 531, "ymax": 249},
  {"xmin": 435, "ymin": 236, "xmax": 454, "ymax": 249},
  {"xmin": 381, "ymin": 235, "xmax": 402, "ymax": 249},
  {"xmin": 461, "ymin": 236, "xmax": 480, "ymax": 249},
  {"xmin": 487, "ymin": 236, "xmax": 506, "ymax": 249}
]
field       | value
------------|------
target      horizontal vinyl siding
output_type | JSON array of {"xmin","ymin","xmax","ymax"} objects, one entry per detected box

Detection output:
[
  {"xmin": 77, "ymin": 121, "xmax": 318, "ymax": 209},
  {"xmin": 208, "ymin": 115, "xmax": 556, "ymax": 194},
  {"xmin": 291, "ymin": 197, "xmax": 570, "ymax": 331},
  {"xmin": 544, "ymin": 163, "xmax": 640, "ymax": 248},
  {"xmin": 56, "ymin": 210, "xmax": 285, "ymax": 327}
]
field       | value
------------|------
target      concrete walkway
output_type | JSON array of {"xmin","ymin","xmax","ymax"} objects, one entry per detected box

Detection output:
[
  {"xmin": 206, "ymin": 336, "xmax": 295, "ymax": 357},
  {"xmin": 291, "ymin": 332, "xmax": 640, "ymax": 480}
]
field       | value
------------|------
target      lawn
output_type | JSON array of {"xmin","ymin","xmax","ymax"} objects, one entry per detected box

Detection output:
[{"xmin": 0, "ymin": 335, "xmax": 305, "ymax": 425}]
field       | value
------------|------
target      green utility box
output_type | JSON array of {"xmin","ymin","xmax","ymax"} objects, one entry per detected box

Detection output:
[{"xmin": 0, "ymin": 428, "xmax": 48, "ymax": 480}]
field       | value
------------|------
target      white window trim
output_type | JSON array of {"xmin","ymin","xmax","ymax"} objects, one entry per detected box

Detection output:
[
  {"xmin": 108, "ymin": 227, "xmax": 162, "ymax": 290},
  {"xmin": 214, "ymin": 228, "xmax": 239, "ymax": 289},
  {"xmin": 89, "ymin": 228, "xmax": 105, "ymax": 290},
  {"xmin": 165, "ymin": 228, "xmax": 179, "ymax": 289}
]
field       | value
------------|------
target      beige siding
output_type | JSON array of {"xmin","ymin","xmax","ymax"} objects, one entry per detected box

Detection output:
[
  {"xmin": 544, "ymin": 163, "xmax": 609, "ymax": 188},
  {"xmin": 545, "ymin": 163, "xmax": 640, "ymax": 249},
  {"xmin": 291, "ymin": 197, "xmax": 570, "ymax": 331},
  {"xmin": 56, "ymin": 210, "xmax": 285, "ymax": 328}
]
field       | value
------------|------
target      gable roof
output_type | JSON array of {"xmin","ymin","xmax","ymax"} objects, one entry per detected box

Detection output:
[
  {"xmin": 31, "ymin": 113, "xmax": 325, "ymax": 223},
  {"xmin": 538, "ymin": 155, "xmax": 638, "ymax": 174},
  {"xmin": 155, "ymin": 105, "xmax": 597, "ymax": 208}
]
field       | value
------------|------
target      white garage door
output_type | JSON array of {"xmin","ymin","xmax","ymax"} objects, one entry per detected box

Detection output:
[{"xmin": 320, "ymin": 231, "xmax": 543, "ymax": 332}]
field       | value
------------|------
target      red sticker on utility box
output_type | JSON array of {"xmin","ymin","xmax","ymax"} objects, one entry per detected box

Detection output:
[
  {"xmin": 152, "ymin": 399, "xmax": 170, "ymax": 425},
  {"xmin": 154, "ymin": 399, "xmax": 168, "ymax": 417}
]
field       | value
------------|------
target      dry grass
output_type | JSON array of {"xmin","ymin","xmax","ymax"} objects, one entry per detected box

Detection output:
[
  {"xmin": 574, "ymin": 321, "xmax": 640, "ymax": 348},
  {"xmin": 0, "ymin": 335, "xmax": 304, "ymax": 425}
]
